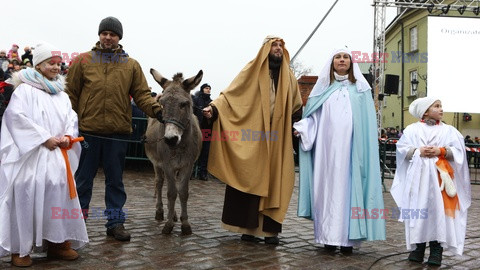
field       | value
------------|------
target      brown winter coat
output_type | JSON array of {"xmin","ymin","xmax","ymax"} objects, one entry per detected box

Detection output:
[{"xmin": 66, "ymin": 42, "xmax": 160, "ymax": 134}]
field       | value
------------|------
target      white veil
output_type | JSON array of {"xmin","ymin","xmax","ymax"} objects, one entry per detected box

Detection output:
[{"xmin": 309, "ymin": 48, "xmax": 371, "ymax": 98}]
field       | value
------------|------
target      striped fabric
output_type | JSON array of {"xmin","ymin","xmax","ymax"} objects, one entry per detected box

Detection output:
[{"xmin": 17, "ymin": 68, "xmax": 64, "ymax": 94}]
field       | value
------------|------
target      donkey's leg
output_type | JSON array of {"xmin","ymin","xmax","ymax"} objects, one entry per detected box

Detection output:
[
  {"xmin": 162, "ymin": 171, "xmax": 177, "ymax": 234},
  {"xmin": 178, "ymin": 167, "xmax": 192, "ymax": 235},
  {"xmin": 154, "ymin": 165, "xmax": 165, "ymax": 221}
]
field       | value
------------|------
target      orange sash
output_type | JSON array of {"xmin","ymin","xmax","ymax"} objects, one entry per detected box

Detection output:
[
  {"xmin": 60, "ymin": 136, "xmax": 84, "ymax": 199},
  {"xmin": 436, "ymin": 147, "xmax": 459, "ymax": 218}
]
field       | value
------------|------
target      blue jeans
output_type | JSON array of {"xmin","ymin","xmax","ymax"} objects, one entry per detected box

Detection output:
[{"xmin": 75, "ymin": 133, "xmax": 129, "ymax": 229}]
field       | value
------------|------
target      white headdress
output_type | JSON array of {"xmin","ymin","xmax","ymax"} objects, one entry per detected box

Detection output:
[
  {"xmin": 262, "ymin": 35, "xmax": 282, "ymax": 45},
  {"xmin": 408, "ymin": 96, "xmax": 439, "ymax": 119},
  {"xmin": 309, "ymin": 48, "xmax": 371, "ymax": 97}
]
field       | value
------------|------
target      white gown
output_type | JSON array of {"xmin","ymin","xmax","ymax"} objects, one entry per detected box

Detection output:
[
  {"xmin": 294, "ymin": 82, "xmax": 358, "ymax": 247},
  {"xmin": 390, "ymin": 122, "xmax": 471, "ymax": 255},
  {"xmin": 0, "ymin": 83, "xmax": 89, "ymax": 257}
]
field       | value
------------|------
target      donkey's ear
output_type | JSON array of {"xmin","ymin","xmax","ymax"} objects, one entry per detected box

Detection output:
[
  {"xmin": 150, "ymin": 68, "xmax": 170, "ymax": 89},
  {"xmin": 182, "ymin": 70, "xmax": 203, "ymax": 92}
]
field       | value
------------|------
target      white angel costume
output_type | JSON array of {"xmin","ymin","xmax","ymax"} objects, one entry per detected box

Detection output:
[
  {"xmin": 390, "ymin": 97, "xmax": 471, "ymax": 255},
  {"xmin": 0, "ymin": 68, "xmax": 88, "ymax": 258}
]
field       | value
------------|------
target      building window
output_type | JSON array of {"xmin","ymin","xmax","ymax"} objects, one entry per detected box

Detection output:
[
  {"xmin": 410, "ymin": 26, "xmax": 418, "ymax": 52},
  {"xmin": 410, "ymin": 70, "xmax": 418, "ymax": 96}
]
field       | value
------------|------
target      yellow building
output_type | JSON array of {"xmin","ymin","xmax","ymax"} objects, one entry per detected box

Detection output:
[{"xmin": 381, "ymin": 5, "xmax": 479, "ymax": 138}]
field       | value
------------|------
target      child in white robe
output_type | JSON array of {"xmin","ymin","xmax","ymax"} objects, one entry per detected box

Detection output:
[
  {"xmin": 0, "ymin": 42, "xmax": 89, "ymax": 267},
  {"xmin": 391, "ymin": 97, "xmax": 471, "ymax": 266}
]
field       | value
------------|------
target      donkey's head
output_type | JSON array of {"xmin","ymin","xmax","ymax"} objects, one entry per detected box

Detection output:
[{"xmin": 150, "ymin": 68, "xmax": 203, "ymax": 147}]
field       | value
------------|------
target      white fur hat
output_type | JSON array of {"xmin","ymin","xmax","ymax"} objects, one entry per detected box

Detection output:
[
  {"xmin": 409, "ymin": 96, "xmax": 439, "ymax": 119},
  {"xmin": 33, "ymin": 42, "xmax": 62, "ymax": 66}
]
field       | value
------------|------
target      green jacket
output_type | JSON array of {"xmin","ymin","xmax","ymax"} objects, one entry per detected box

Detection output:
[{"xmin": 66, "ymin": 42, "xmax": 160, "ymax": 134}]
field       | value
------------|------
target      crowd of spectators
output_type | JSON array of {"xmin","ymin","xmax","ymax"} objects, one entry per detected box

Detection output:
[
  {"xmin": 380, "ymin": 126, "xmax": 402, "ymax": 139},
  {"xmin": 0, "ymin": 43, "xmax": 69, "ymax": 81},
  {"xmin": 0, "ymin": 43, "xmax": 69, "ymax": 129}
]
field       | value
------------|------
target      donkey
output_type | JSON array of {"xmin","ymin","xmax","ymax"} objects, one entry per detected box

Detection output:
[{"xmin": 144, "ymin": 69, "xmax": 203, "ymax": 235}]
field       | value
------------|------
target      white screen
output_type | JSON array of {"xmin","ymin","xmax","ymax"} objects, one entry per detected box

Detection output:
[{"xmin": 428, "ymin": 16, "xmax": 480, "ymax": 113}]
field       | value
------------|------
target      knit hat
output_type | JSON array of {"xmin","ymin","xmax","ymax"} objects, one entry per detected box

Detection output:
[
  {"xmin": 33, "ymin": 42, "xmax": 62, "ymax": 66},
  {"xmin": 408, "ymin": 96, "xmax": 439, "ymax": 119},
  {"xmin": 200, "ymin": 83, "xmax": 211, "ymax": 92},
  {"xmin": 98, "ymin": 16, "xmax": 123, "ymax": 39}
]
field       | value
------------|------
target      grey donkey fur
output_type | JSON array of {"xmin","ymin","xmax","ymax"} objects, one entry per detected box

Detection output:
[{"xmin": 145, "ymin": 69, "xmax": 203, "ymax": 235}]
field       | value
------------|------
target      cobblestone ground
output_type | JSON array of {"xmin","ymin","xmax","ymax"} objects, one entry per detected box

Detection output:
[{"xmin": 1, "ymin": 163, "xmax": 480, "ymax": 269}]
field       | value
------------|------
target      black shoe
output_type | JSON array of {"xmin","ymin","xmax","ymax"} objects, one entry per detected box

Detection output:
[
  {"xmin": 408, "ymin": 242, "xmax": 426, "ymax": 262},
  {"xmin": 240, "ymin": 234, "xmax": 260, "ymax": 243},
  {"xmin": 324, "ymin": 244, "xmax": 337, "ymax": 251},
  {"xmin": 340, "ymin": 246, "xmax": 353, "ymax": 254},
  {"xmin": 198, "ymin": 174, "xmax": 208, "ymax": 181},
  {"xmin": 427, "ymin": 241, "xmax": 443, "ymax": 266},
  {"xmin": 265, "ymin": 236, "xmax": 279, "ymax": 245},
  {"xmin": 107, "ymin": 224, "xmax": 131, "ymax": 241}
]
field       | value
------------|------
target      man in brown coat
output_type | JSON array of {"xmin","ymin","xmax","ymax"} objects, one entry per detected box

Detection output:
[{"xmin": 66, "ymin": 16, "xmax": 162, "ymax": 241}]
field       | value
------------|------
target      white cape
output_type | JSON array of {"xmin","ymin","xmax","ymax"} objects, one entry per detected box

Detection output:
[
  {"xmin": 390, "ymin": 122, "xmax": 471, "ymax": 255},
  {"xmin": 0, "ymin": 83, "xmax": 88, "ymax": 257}
]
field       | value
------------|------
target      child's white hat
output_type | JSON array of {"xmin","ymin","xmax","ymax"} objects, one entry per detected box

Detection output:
[
  {"xmin": 409, "ymin": 96, "xmax": 439, "ymax": 119},
  {"xmin": 33, "ymin": 42, "xmax": 61, "ymax": 66}
]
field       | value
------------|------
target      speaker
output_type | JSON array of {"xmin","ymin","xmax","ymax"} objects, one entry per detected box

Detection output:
[
  {"xmin": 384, "ymin": 74, "xmax": 399, "ymax": 95},
  {"xmin": 362, "ymin": 73, "xmax": 373, "ymax": 88}
]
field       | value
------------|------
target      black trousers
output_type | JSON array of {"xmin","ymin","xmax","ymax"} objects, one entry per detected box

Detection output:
[{"xmin": 197, "ymin": 140, "xmax": 210, "ymax": 177}]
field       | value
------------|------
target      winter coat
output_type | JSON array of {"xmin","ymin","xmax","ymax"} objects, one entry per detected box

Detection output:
[
  {"xmin": 66, "ymin": 42, "xmax": 161, "ymax": 134},
  {"xmin": 193, "ymin": 91, "xmax": 212, "ymax": 129}
]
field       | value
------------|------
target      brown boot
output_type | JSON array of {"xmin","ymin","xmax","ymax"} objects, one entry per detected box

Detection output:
[
  {"xmin": 11, "ymin": 253, "xmax": 33, "ymax": 267},
  {"xmin": 47, "ymin": 241, "xmax": 79, "ymax": 260}
]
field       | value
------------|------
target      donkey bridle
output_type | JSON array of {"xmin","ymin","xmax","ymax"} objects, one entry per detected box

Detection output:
[{"xmin": 164, "ymin": 118, "xmax": 187, "ymax": 130}]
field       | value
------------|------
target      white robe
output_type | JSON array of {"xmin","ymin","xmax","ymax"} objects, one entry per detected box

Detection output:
[
  {"xmin": 0, "ymin": 83, "xmax": 89, "ymax": 257},
  {"xmin": 390, "ymin": 122, "xmax": 471, "ymax": 255},
  {"xmin": 294, "ymin": 85, "xmax": 358, "ymax": 247}
]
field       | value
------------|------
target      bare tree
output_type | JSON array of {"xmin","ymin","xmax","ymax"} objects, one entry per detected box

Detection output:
[{"xmin": 290, "ymin": 61, "xmax": 313, "ymax": 79}]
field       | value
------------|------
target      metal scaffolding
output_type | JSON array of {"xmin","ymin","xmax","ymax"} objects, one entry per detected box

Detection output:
[{"xmin": 372, "ymin": 0, "xmax": 480, "ymax": 130}]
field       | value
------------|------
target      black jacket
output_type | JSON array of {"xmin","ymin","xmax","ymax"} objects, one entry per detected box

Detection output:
[{"xmin": 192, "ymin": 91, "xmax": 212, "ymax": 129}]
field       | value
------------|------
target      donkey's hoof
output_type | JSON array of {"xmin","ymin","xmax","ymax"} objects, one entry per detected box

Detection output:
[
  {"xmin": 162, "ymin": 223, "xmax": 174, "ymax": 234},
  {"xmin": 155, "ymin": 211, "xmax": 164, "ymax": 221},
  {"xmin": 181, "ymin": 224, "xmax": 192, "ymax": 235}
]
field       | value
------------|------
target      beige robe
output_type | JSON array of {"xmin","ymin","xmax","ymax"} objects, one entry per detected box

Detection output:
[{"xmin": 208, "ymin": 38, "xmax": 302, "ymax": 226}]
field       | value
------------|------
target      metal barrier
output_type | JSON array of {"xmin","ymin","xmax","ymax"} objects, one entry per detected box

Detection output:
[
  {"xmin": 379, "ymin": 139, "xmax": 480, "ymax": 186},
  {"xmin": 378, "ymin": 138, "xmax": 398, "ymax": 191},
  {"xmin": 126, "ymin": 117, "xmax": 149, "ymax": 161},
  {"xmin": 465, "ymin": 143, "xmax": 480, "ymax": 184}
]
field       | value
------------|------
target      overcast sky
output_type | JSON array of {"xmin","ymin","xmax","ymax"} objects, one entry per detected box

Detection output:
[{"xmin": 2, "ymin": 0, "xmax": 396, "ymax": 98}]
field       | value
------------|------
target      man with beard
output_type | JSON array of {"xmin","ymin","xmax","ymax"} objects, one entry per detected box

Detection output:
[
  {"xmin": 66, "ymin": 16, "xmax": 163, "ymax": 241},
  {"xmin": 203, "ymin": 36, "xmax": 302, "ymax": 245}
]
